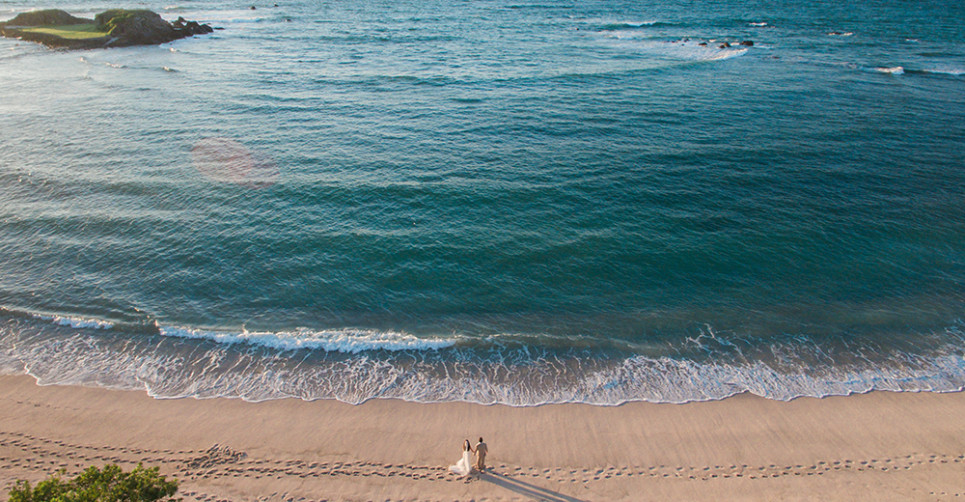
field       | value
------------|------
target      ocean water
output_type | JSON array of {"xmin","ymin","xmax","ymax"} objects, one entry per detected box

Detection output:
[{"xmin": 1, "ymin": 0, "xmax": 963, "ymax": 405}]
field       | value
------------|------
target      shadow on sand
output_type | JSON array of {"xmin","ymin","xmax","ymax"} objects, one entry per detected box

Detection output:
[{"xmin": 479, "ymin": 471, "xmax": 586, "ymax": 502}]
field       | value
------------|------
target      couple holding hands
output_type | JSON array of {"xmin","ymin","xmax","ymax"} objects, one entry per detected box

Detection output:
[{"xmin": 448, "ymin": 437, "xmax": 488, "ymax": 477}]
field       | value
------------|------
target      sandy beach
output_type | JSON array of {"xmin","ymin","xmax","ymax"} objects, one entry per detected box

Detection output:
[{"xmin": 0, "ymin": 374, "xmax": 962, "ymax": 501}]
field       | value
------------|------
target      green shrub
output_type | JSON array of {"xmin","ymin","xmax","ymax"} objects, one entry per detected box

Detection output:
[
  {"xmin": 94, "ymin": 9, "xmax": 156, "ymax": 31},
  {"xmin": 7, "ymin": 463, "xmax": 179, "ymax": 502}
]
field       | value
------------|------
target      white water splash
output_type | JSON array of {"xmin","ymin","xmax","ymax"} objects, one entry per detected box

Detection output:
[
  {"xmin": 33, "ymin": 314, "xmax": 114, "ymax": 330},
  {"xmin": 158, "ymin": 326, "xmax": 457, "ymax": 353},
  {"xmin": 875, "ymin": 66, "xmax": 904, "ymax": 75}
]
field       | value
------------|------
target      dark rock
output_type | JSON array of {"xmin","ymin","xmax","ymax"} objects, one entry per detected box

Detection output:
[
  {"xmin": 698, "ymin": 42, "xmax": 707, "ymax": 46},
  {"xmin": 740, "ymin": 40, "xmax": 754, "ymax": 46},
  {"xmin": 719, "ymin": 42, "xmax": 730, "ymax": 48},
  {"xmin": 95, "ymin": 9, "xmax": 177, "ymax": 46},
  {"xmin": 179, "ymin": 20, "xmax": 214, "ymax": 35}
]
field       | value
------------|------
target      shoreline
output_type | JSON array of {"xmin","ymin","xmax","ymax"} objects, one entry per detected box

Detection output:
[
  {"xmin": 2, "ymin": 375, "xmax": 964, "ymax": 500},
  {"xmin": 5, "ymin": 308, "xmax": 964, "ymax": 407},
  {"xmin": 4, "ymin": 307, "xmax": 964, "ymax": 407}
]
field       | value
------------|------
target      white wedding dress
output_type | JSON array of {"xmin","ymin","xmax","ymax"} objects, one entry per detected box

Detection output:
[{"xmin": 448, "ymin": 446, "xmax": 473, "ymax": 476}]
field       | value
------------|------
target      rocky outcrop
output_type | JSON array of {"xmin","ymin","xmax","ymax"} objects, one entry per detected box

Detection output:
[
  {"xmin": 94, "ymin": 9, "xmax": 176, "ymax": 46},
  {"xmin": 172, "ymin": 17, "xmax": 215, "ymax": 36},
  {"xmin": 0, "ymin": 8, "xmax": 214, "ymax": 49}
]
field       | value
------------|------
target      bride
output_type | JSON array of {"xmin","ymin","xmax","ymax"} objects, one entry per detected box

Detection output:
[{"xmin": 448, "ymin": 439, "xmax": 474, "ymax": 476}]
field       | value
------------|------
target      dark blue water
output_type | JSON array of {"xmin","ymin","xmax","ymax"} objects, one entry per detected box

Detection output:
[{"xmin": 1, "ymin": 0, "xmax": 963, "ymax": 404}]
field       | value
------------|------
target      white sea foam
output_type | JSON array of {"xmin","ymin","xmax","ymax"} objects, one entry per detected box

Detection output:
[
  {"xmin": 922, "ymin": 66, "xmax": 965, "ymax": 76},
  {"xmin": 8, "ymin": 334, "xmax": 965, "ymax": 406},
  {"xmin": 4, "ymin": 313, "xmax": 965, "ymax": 407},
  {"xmin": 668, "ymin": 41, "xmax": 750, "ymax": 62},
  {"xmin": 706, "ymin": 47, "xmax": 749, "ymax": 61},
  {"xmin": 749, "ymin": 22, "xmax": 768, "ymax": 27},
  {"xmin": 875, "ymin": 66, "xmax": 904, "ymax": 75},
  {"xmin": 33, "ymin": 314, "xmax": 114, "ymax": 330},
  {"xmin": 157, "ymin": 326, "xmax": 457, "ymax": 353},
  {"xmin": 599, "ymin": 36, "xmax": 749, "ymax": 62},
  {"xmin": 601, "ymin": 30, "xmax": 649, "ymax": 40}
]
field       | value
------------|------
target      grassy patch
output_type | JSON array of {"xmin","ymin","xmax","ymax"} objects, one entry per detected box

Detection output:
[{"xmin": 19, "ymin": 23, "xmax": 106, "ymax": 39}]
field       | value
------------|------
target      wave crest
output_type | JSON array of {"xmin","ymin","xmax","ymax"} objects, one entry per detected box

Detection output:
[
  {"xmin": 2, "ymin": 313, "xmax": 964, "ymax": 406},
  {"xmin": 158, "ymin": 326, "xmax": 457, "ymax": 353},
  {"xmin": 875, "ymin": 66, "xmax": 904, "ymax": 75},
  {"xmin": 33, "ymin": 313, "xmax": 114, "ymax": 330}
]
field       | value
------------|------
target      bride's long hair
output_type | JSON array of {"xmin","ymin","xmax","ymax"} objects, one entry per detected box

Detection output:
[{"xmin": 463, "ymin": 439, "xmax": 471, "ymax": 451}]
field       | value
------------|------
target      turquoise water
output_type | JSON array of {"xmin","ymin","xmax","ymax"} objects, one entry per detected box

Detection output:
[{"xmin": 1, "ymin": 0, "xmax": 963, "ymax": 404}]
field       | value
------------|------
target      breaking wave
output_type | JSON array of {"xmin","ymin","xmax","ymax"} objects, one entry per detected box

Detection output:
[
  {"xmin": 157, "ymin": 325, "xmax": 458, "ymax": 353},
  {"xmin": 32, "ymin": 313, "xmax": 115, "ymax": 330},
  {"xmin": 920, "ymin": 66, "xmax": 965, "ymax": 76},
  {"xmin": 875, "ymin": 66, "xmax": 905, "ymax": 75},
  {"xmin": 2, "ymin": 310, "xmax": 963, "ymax": 406}
]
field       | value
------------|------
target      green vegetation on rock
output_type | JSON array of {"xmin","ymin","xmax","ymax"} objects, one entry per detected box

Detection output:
[
  {"xmin": 18, "ymin": 24, "xmax": 105, "ymax": 40},
  {"xmin": 7, "ymin": 464, "xmax": 179, "ymax": 502}
]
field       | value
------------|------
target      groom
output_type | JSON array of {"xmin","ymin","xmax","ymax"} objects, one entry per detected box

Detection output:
[{"xmin": 474, "ymin": 437, "xmax": 488, "ymax": 472}]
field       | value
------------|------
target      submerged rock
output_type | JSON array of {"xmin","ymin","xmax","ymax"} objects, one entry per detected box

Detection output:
[{"xmin": 0, "ymin": 8, "xmax": 214, "ymax": 49}]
